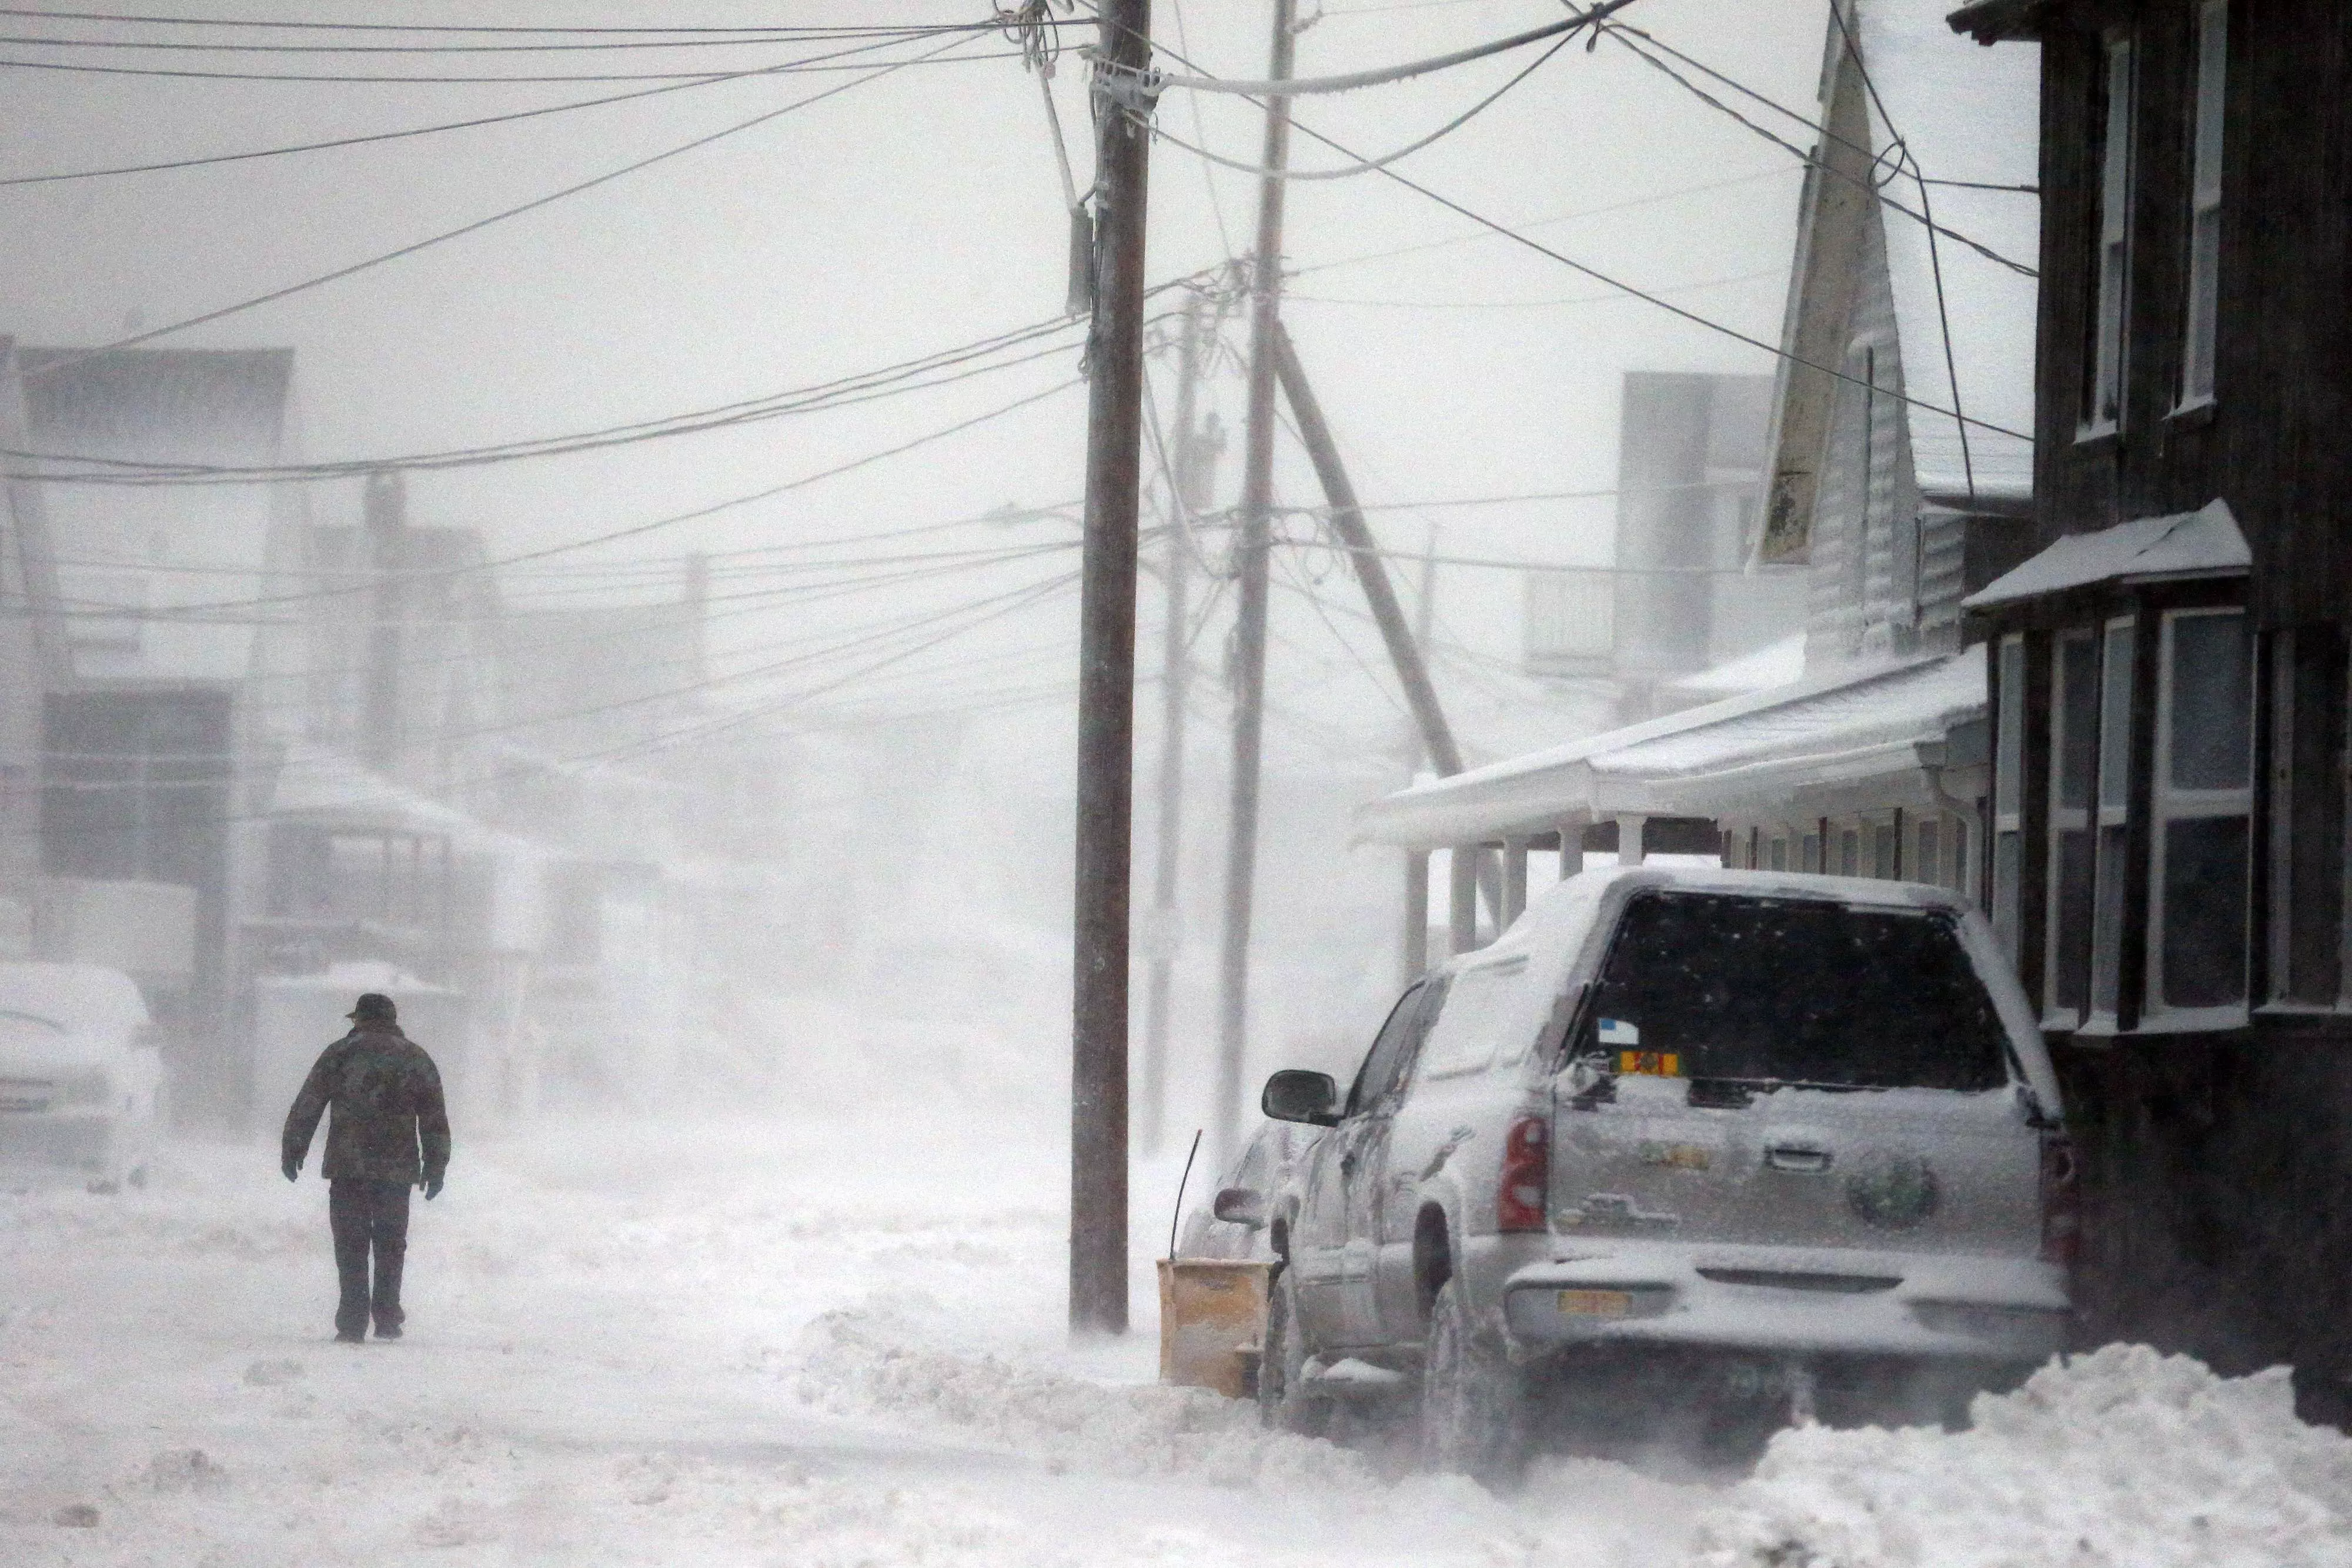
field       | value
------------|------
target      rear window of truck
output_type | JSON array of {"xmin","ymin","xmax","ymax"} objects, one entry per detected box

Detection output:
[{"xmin": 1586, "ymin": 891, "xmax": 2009, "ymax": 1092}]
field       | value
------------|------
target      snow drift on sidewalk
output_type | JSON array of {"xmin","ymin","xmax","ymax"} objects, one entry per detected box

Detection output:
[
  {"xmin": 793, "ymin": 1303, "xmax": 1376, "ymax": 1492},
  {"xmin": 1695, "ymin": 1343, "xmax": 2352, "ymax": 1568}
]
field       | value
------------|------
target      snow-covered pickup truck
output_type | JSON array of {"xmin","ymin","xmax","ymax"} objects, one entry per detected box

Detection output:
[{"xmin": 1253, "ymin": 864, "xmax": 2075, "ymax": 1478}]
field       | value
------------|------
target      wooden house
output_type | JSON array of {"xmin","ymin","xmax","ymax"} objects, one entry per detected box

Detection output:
[{"xmin": 1950, "ymin": 0, "xmax": 2351, "ymax": 1422}]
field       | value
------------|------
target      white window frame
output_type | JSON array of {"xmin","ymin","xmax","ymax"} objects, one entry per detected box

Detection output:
[
  {"xmin": 2083, "ymin": 31, "xmax": 2136, "ymax": 439},
  {"xmin": 1993, "ymin": 633, "xmax": 2027, "ymax": 961},
  {"xmin": 2178, "ymin": 0, "xmax": 2227, "ymax": 410},
  {"xmin": 2043, "ymin": 628, "xmax": 2101, "ymax": 1031},
  {"xmin": 2085, "ymin": 616, "xmax": 2137, "ymax": 1034},
  {"xmin": 2144, "ymin": 606, "xmax": 2253, "ymax": 1030}
]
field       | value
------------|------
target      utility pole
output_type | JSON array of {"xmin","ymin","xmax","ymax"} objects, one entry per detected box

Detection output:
[
  {"xmin": 1213, "ymin": 0, "xmax": 1296, "ymax": 1161},
  {"xmin": 1069, "ymin": 0, "xmax": 1153, "ymax": 1339},
  {"xmin": 362, "ymin": 469, "xmax": 407, "ymax": 774},
  {"xmin": 1273, "ymin": 323, "xmax": 1462, "ymax": 777},
  {"xmin": 1141, "ymin": 295, "xmax": 1221, "ymax": 1156}
]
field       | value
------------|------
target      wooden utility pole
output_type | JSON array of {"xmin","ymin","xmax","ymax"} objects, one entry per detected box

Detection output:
[
  {"xmin": 1069, "ymin": 0, "xmax": 1153, "ymax": 1339},
  {"xmin": 1272, "ymin": 323, "xmax": 1462, "ymax": 776},
  {"xmin": 1213, "ymin": 0, "xmax": 1296, "ymax": 1161},
  {"xmin": 1141, "ymin": 295, "xmax": 1220, "ymax": 1156},
  {"xmin": 362, "ymin": 469, "xmax": 407, "ymax": 773}
]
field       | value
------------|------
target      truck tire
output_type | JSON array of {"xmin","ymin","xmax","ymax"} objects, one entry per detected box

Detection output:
[
  {"xmin": 1257, "ymin": 1267, "xmax": 1327, "ymax": 1435},
  {"xmin": 1418, "ymin": 1276, "xmax": 1527, "ymax": 1483}
]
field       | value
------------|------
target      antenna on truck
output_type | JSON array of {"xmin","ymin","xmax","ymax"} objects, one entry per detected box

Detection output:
[{"xmin": 1168, "ymin": 1128, "xmax": 1204, "ymax": 1259}]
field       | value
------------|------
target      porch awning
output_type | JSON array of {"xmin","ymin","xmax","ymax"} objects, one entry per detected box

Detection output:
[
  {"xmin": 1355, "ymin": 648, "xmax": 1986, "ymax": 850},
  {"xmin": 1961, "ymin": 499, "xmax": 2250, "ymax": 611}
]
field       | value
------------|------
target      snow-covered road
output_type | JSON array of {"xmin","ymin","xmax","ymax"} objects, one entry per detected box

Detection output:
[{"xmin": 3, "ymin": 1112, "xmax": 2346, "ymax": 1566}]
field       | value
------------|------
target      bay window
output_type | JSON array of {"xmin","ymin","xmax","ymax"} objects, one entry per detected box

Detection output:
[
  {"xmin": 2147, "ymin": 607, "xmax": 2251, "ymax": 1022},
  {"xmin": 2044, "ymin": 630, "xmax": 2100, "ymax": 1027},
  {"xmin": 1993, "ymin": 634, "xmax": 2027, "ymax": 959},
  {"xmin": 2089, "ymin": 618, "xmax": 2137, "ymax": 1025}
]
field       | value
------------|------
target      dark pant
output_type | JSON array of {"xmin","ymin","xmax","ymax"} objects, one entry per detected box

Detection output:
[{"xmin": 328, "ymin": 1178, "xmax": 411, "ymax": 1336}]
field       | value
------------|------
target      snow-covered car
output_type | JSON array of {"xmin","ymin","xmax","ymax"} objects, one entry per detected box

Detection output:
[
  {"xmin": 0, "ymin": 962, "xmax": 165, "ymax": 1191},
  {"xmin": 1176, "ymin": 1118, "xmax": 1323, "ymax": 1262},
  {"xmin": 1254, "ymin": 865, "xmax": 2075, "ymax": 1477}
]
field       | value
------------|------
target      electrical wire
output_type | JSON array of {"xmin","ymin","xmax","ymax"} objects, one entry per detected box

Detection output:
[
  {"xmin": 1287, "ymin": 163, "xmax": 1791, "ymax": 277},
  {"xmin": 14, "ymin": 375, "xmax": 1088, "ymax": 621},
  {"xmin": 19, "ymin": 31, "xmax": 972, "ymax": 380},
  {"xmin": 0, "ymin": 10, "xmax": 1075, "ymax": 35},
  {"xmin": 1135, "ymin": 29, "xmax": 1572, "ymax": 182},
  {"xmin": 1283, "ymin": 263, "xmax": 1778, "ymax": 309},
  {"xmin": 1599, "ymin": 22, "xmax": 2034, "ymax": 279},
  {"xmin": 0, "ymin": 24, "xmax": 1034, "ymax": 53},
  {"xmin": 0, "ymin": 35, "xmax": 958, "ymax": 187},
  {"xmin": 0, "ymin": 49, "xmax": 1033, "ymax": 85},
  {"xmin": 1127, "ymin": 0, "xmax": 1635, "ymax": 96}
]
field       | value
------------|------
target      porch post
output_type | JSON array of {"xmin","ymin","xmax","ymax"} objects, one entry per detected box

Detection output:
[
  {"xmin": 1617, "ymin": 813, "xmax": 1648, "ymax": 867},
  {"xmin": 1558, "ymin": 817, "xmax": 1586, "ymax": 880},
  {"xmin": 1502, "ymin": 835, "xmax": 1529, "ymax": 925},
  {"xmin": 1448, "ymin": 845, "xmax": 1478, "ymax": 957},
  {"xmin": 1402, "ymin": 850, "xmax": 1429, "ymax": 981}
]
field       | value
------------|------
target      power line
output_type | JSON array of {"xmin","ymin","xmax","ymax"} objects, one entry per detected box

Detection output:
[
  {"xmin": 21, "ymin": 31, "xmax": 971, "ymax": 378},
  {"xmin": 1284, "ymin": 263, "xmax": 1778, "ymax": 309},
  {"xmin": 0, "ymin": 22, "xmax": 1034, "ymax": 53},
  {"xmin": 0, "ymin": 10, "xmax": 1076, "ymax": 35},
  {"xmin": 1600, "ymin": 22, "xmax": 2034, "ymax": 278},
  {"xmin": 0, "ymin": 36, "xmax": 951, "ymax": 186},
  {"xmin": 1135, "ymin": 29, "xmax": 1573, "ymax": 182},
  {"xmin": 0, "ymin": 48, "xmax": 1031, "ymax": 85},
  {"xmin": 1130, "ymin": 0, "xmax": 1637, "ymax": 96},
  {"xmin": 17, "ymin": 375, "xmax": 1087, "ymax": 621},
  {"xmin": 1287, "ymin": 163, "xmax": 1792, "ymax": 278}
]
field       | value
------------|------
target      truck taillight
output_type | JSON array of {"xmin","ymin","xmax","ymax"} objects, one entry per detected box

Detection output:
[
  {"xmin": 2039, "ymin": 1133, "xmax": 2080, "ymax": 1268},
  {"xmin": 1498, "ymin": 1114, "xmax": 1549, "ymax": 1232}
]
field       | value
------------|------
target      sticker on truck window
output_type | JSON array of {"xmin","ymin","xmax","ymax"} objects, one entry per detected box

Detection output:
[
  {"xmin": 1598, "ymin": 1018, "xmax": 1639, "ymax": 1047},
  {"xmin": 1616, "ymin": 1049, "xmax": 1682, "ymax": 1079}
]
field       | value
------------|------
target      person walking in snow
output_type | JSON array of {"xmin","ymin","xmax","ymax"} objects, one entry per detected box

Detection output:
[{"xmin": 280, "ymin": 992, "xmax": 450, "ymax": 1344}]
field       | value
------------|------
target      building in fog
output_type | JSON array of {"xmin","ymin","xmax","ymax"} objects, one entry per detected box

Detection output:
[
  {"xmin": 1525, "ymin": 372, "xmax": 1807, "ymax": 719},
  {"xmin": 1359, "ymin": 0, "xmax": 2040, "ymax": 957}
]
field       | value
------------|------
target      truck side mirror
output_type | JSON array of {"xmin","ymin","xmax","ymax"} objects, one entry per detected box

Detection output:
[
  {"xmin": 1212, "ymin": 1186, "xmax": 1267, "ymax": 1228},
  {"xmin": 1261, "ymin": 1069, "xmax": 1341, "ymax": 1126}
]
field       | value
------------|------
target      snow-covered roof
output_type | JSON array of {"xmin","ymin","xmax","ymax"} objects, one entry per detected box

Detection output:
[
  {"xmin": 1861, "ymin": 0, "xmax": 2041, "ymax": 499},
  {"xmin": 1355, "ymin": 647, "xmax": 1984, "ymax": 848},
  {"xmin": 1665, "ymin": 631, "xmax": 1807, "ymax": 698},
  {"xmin": 1963, "ymin": 500, "xmax": 2250, "ymax": 609}
]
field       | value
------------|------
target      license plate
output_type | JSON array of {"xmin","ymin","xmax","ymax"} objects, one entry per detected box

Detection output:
[{"xmin": 1558, "ymin": 1289, "xmax": 1632, "ymax": 1318}]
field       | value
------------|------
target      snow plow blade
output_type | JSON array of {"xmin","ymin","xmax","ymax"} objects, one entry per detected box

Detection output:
[{"xmin": 1156, "ymin": 1259, "xmax": 1273, "ymax": 1399}]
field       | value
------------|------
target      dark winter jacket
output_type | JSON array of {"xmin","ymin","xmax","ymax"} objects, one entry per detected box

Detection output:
[{"xmin": 281, "ymin": 1023, "xmax": 450, "ymax": 1185}]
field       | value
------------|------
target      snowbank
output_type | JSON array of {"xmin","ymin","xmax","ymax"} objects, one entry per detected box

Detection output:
[
  {"xmin": 1695, "ymin": 1344, "xmax": 2352, "ymax": 1567},
  {"xmin": 793, "ymin": 1302, "xmax": 1376, "ymax": 1492}
]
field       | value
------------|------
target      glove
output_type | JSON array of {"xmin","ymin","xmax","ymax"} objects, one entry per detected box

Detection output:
[
  {"xmin": 282, "ymin": 1154, "xmax": 302, "ymax": 1182},
  {"xmin": 424, "ymin": 1175, "xmax": 443, "ymax": 1200}
]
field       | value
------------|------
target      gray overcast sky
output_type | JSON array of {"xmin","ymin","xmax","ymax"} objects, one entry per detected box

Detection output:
[{"xmin": 0, "ymin": 0, "xmax": 1826, "ymax": 701}]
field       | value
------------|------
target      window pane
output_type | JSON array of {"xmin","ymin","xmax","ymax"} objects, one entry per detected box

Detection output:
[
  {"xmin": 1918, "ymin": 820, "xmax": 1943, "ymax": 889},
  {"xmin": 1801, "ymin": 834, "xmax": 1821, "ymax": 872},
  {"xmin": 2100, "ymin": 621, "xmax": 2136, "ymax": 810},
  {"xmin": 1769, "ymin": 838, "xmax": 1789, "ymax": 872},
  {"xmin": 2193, "ymin": 2, "xmax": 2227, "ymax": 206},
  {"xmin": 1950, "ymin": 818, "xmax": 1971, "ymax": 898},
  {"xmin": 1838, "ymin": 830, "xmax": 1860, "ymax": 877},
  {"xmin": 1997, "ymin": 637, "xmax": 2026, "ymax": 816},
  {"xmin": 2092, "ymin": 823, "xmax": 2130, "ymax": 1013},
  {"xmin": 2057, "ymin": 634, "xmax": 2100, "ymax": 811},
  {"xmin": 2169, "ymin": 612, "xmax": 2251, "ymax": 791},
  {"xmin": 1994, "ymin": 830, "xmax": 2023, "ymax": 959},
  {"xmin": 1591, "ymin": 893, "xmax": 2009, "ymax": 1092},
  {"xmin": 2163, "ymin": 815, "xmax": 2249, "ymax": 1007},
  {"xmin": 2185, "ymin": 211, "xmax": 2221, "ymax": 402},
  {"xmin": 2053, "ymin": 830, "xmax": 2096, "ymax": 1011}
]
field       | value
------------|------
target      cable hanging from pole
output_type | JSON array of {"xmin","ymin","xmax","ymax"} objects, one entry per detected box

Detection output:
[{"xmin": 1099, "ymin": 0, "xmax": 1639, "ymax": 98}]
